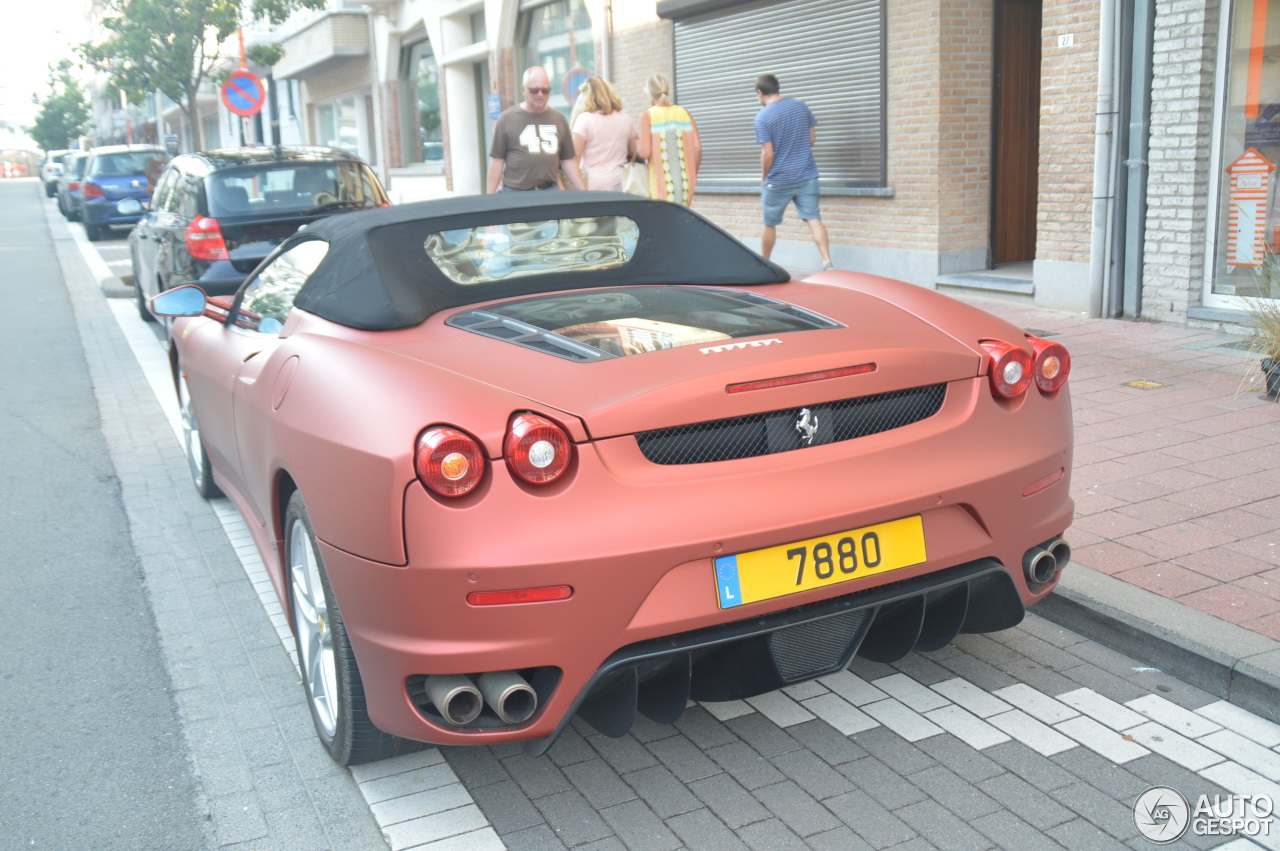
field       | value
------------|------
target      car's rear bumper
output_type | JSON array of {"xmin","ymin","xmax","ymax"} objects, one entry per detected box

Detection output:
[
  {"xmin": 317, "ymin": 377, "xmax": 1075, "ymax": 748},
  {"xmin": 82, "ymin": 199, "xmax": 146, "ymax": 227}
]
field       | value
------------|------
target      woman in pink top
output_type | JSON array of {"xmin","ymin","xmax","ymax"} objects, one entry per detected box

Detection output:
[{"xmin": 571, "ymin": 77, "xmax": 637, "ymax": 191}]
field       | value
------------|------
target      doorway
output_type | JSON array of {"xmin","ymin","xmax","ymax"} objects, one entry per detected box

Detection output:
[{"xmin": 992, "ymin": 0, "xmax": 1042, "ymax": 265}]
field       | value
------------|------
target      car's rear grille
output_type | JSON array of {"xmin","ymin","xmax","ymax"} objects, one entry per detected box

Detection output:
[{"xmin": 635, "ymin": 383, "xmax": 947, "ymax": 465}]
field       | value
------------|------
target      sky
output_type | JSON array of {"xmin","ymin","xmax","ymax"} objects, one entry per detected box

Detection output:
[{"xmin": 0, "ymin": 0, "xmax": 89, "ymax": 129}]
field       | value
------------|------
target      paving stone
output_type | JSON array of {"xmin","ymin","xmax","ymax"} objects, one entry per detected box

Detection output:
[
  {"xmin": 969, "ymin": 810, "xmax": 1065, "ymax": 851},
  {"xmin": 849, "ymin": 725, "xmax": 938, "ymax": 774},
  {"xmin": 562, "ymin": 759, "xmax": 637, "ymax": 811},
  {"xmin": 989, "ymin": 709, "xmax": 1078, "ymax": 756},
  {"xmin": 994, "ymin": 683, "xmax": 1081, "ymax": 724},
  {"xmin": 724, "ymin": 712, "xmax": 803, "ymax": 758},
  {"xmin": 744, "ymin": 690, "xmax": 816, "ymax": 727},
  {"xmin": 502, "ymin": 754, "xmax": 573, "ymax": 800},
  {"xmin": 706, "ymin": 740, "xmax": 787, "ymax": 790},
  {"xmin": 930, "ymin": 677, "xmax": 1015, "ymax": 718},
  {"xmin": 895, "ymin": 799, "xmax": 991, "ymax": 851},
  {"xmin": 531, "ymin": 789, "xmax": 614, "ymax": 847},
  {"xmin": 501, "ymin": 823, "xmax": 569, "ymax": 851},
  {"xmin": 466, "ymin": 780, "xmax": 544, "ymax": 835},
  {"xmin": 737, "ymin": 817, "xmax": 810, "ymax": 851},
  {"xmin": 1196, "ymin": 702, "xmax": 1280, "ymax": 748},
  {"xmin": 1125, "ymin": 721, "xmax": 1225, "ymax": 772},
  {"xmin": 1053, "ymin": 781, "xmax": 1141, "ymax": 841},
  {"xmin": 925, "ymin": 703, "xmax": 1011, "ymax": 750},
  {"xmin": 1051, "ymin": 747, "xmax": 1149, "ymax": 801},
  {"xmin": 816, "ymin": 670, "xmax": 887, "ymax": 706},
  {"xmin": 785, "ymin": 719, "xmax": 869, "ymax": 766},
  {"xmin": 586, "ymin": 733, "xmax": 659, "ymax": 774},
  {"xmin": 687, "ymin": 772, "xmax": 772, "ymax": 829},
  {"xmin": 860, "ymin": 698, "xmax": 945, "ymax": 741},
  {"xmin": 1057, "ymin": 687, "xmax": 1148, "ymax": 731},
  {"xmin": 672, "ymin": 705, "xmax": 740, "ymax": 750},
  {"xmin": 443, "ymin": 747, "xmax": 511, "ymax": 789},
  {"xmin": 803, "ymin": 825, "xmax": 876, "ymax": 851},
  {"xmin": 770, "ymin": 747, "xmax": 855, "ymax": 799},
  {"xmin": 907, "ymin": 764, "xmax": 1002, "ymax": 820},
  {"xmin": 665, "ymin": 808, "xmax": 750, "ymax": 851},
  {"xmin": 1125, "ymin": 694, "xmax": 1223, "ymax": 738},
  {"xmin": 873, "ymin": 672, "xmax": 951, "ymax": 711},
  {"xmin": 645, "ymin": 734, "xmax": 721, "ymax": 783},
  {"xmin": 620, "ymin": 765, "xmax": 701, "ymax": 819},
  {"xmin": 836, "ymin": 755, "xmax": 927, "ymax": 810},
  {"xmin": 1046, "ymin": 817, "xmax": 1123, "ymax": 851},
  {"xmin": 382, "ymin": 804, "xmax": 489, "ymax": 850},
  {"xmin": 977, "ymin": 772, "xmax": 1076, "ymax": 831},
  {"xmin": 801, "ymin": 692, "xmax": 879, "ymax": 735},
  {"xmin": 597, "ymin": 800, "xmax": 681, "ymax": 851},
  {"xmin": 753, "ymin": 779, "xmax": 843, "ymax": 837},
  {"xmin": 1054, "ymin": 716, "xmax": 1150, "ymax": 763},
  {"xmin": 915, "ymin": 735, "xmax": 1005, "ymax": 784},
  {"xmin": 887, "ymin": 651, "xmax": 955, "ymax": 685},
  {"xmin": 545, "ymin": 726, "xmax": 600, "ymax": 768},
  {"xmin": 823, "ymin": 789, "xmax": 917, "ymax": 849}
]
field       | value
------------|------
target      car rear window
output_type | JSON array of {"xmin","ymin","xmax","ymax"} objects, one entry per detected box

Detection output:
[
  {"xmin": 205, "ymin": 161, "xmax": 383, "ymax": 218},
  {"xmin": 449, "ymin": 286, "xmax": 840, "ymax": 359},
  {"xmin": 425, "ymin": 216, "xmax": 639, "ymax": 285},
  {"xmin": 91, "ymin": 151, "xmax": 165, "ymax": 177}
]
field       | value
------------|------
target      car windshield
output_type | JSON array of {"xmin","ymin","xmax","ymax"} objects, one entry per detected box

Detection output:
[
  {"xmin": 425, "ymin": 216, "xmax": 639, "ymax": 285},
  {"xmin": 205, "ymin": 161, "xmax": 383, "ymax": 218},
  {"xmin": 92, "ymin": 151, "xmax": 164, "ymax": 177}
]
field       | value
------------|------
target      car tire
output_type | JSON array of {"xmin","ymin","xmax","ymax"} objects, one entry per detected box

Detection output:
[
  {"xmin": 45, "ymin": 183, "xmax": 56, "ymax": 198},
  {"xmin": 85, "ymin": 222, "xmax": 102, "ymax": 242},
  {"xmin": 285, "ymin": 491, "xmax": 421, "ymax": 766},
  {"xmin": 132, "ymin": 252, "xmax": 155, "ymax": 323},
  {"xmin": 177, "ymin": 370, "xmax": 221, "ymax": 499}
]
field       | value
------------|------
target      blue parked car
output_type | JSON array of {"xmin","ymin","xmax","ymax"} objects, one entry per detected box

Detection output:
[{"xmin": 78, "ymin": 144, "xmax": 168, "ymax": 241}]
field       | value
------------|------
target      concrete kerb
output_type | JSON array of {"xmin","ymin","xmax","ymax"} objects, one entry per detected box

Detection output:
[{"xmin": 1037, "ymin": 562, "xmax": 1280, "ymax": 724}]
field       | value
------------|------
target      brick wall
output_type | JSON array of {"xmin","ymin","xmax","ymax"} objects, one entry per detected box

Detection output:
[
  {"xmin": 1140, "ymin": 0, "xmax": 1220, "ymax": 324},
  {"xmin": 1038, "ymin": 0, "xmax": 1102, "ymax": 265}
]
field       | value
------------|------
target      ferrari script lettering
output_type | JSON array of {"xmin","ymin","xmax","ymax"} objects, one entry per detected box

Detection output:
[{"xmin": 700, "ymin": 338, "xmax": 784, "ymax": 354}]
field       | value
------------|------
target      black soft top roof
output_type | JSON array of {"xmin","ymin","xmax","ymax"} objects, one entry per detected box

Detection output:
[{"xmin": 291, "ymin": 191, "xmax": 790, "ymax": 331}]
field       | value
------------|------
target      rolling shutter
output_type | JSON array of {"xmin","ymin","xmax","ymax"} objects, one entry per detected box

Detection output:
[{"xmin": 665, "ymin": 0, "xmax": 886, "ymax": 190}]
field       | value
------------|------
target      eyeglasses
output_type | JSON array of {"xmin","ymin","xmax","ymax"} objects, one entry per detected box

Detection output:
[{"xmin": 525, "ymin": 87, "xmax": 550, "ymax": 95}]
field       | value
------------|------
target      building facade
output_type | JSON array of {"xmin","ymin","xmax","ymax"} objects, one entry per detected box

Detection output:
[{"xmin": 81, "ymin": 0, "xmax": 1280, "ymax": 330}]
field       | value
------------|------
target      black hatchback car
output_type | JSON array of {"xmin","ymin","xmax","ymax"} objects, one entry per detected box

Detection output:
[{"xmin": 128, "ymin": 146, "xmax": 389, "ymax": 321}]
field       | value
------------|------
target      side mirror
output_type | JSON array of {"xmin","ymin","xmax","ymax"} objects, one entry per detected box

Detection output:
[
  {"xmin": 118, "ymin": 198, "xmax": 144, "ymax": 216},
  {"xmin": 151, "ymin": 285, "xmax": 208, "ymax": 317}
]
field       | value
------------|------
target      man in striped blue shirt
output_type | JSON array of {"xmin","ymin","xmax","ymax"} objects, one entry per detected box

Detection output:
[{"xmin": 754, "ymin": 74, "xmax": 834, "ymax": 271}]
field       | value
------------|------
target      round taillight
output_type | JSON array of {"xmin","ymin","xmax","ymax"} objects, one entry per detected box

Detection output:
[
  {"xmin": 505, "ymin": 413, "xmax": 573, "ymax": 485},
  {"xmin": 980, "ymin": 340, "xmax": 1033, "ymax": 399},
  {"xmin": 415, "ymin": 426, "xmax": 485, "ymax": 497},
  {"xmin": 1028, "ymin": 336, "xmax": 1071, "ymax": 393}
]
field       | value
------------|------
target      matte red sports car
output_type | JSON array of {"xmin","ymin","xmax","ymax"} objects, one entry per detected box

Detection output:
[{"xmin": 153, "ymin": 192, "xmax": 1074, "ymax": 765}]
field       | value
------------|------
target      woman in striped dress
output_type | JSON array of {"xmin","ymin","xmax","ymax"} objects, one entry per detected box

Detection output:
[{"xmin": 637, "ymin": 74, "xmax": 702, "ymax": 205}]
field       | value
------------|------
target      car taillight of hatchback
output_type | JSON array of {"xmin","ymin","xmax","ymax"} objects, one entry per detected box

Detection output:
[
  {"xmin": 81, "ymin": 182, "xmax": 105, "ymax": 200},
  {"xmin": 184, "ymin": 216, "xmax": 230, "ymax": 261}
]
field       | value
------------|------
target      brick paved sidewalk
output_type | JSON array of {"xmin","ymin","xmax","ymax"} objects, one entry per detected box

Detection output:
[{"xmin": 950, "ymin": 293, "xmax": 1280, "ymax": 642}]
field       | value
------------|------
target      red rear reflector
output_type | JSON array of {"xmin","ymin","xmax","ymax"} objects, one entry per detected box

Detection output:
[
  {"xmin": 727, "ymin": 364, "xmax": 876, "ymax": 394},
  {"xmin": 1023, "ymin": 467, "xmax": 1065, "ymax": 497},
  {"xmin": 466, "ymin": 585, "xmax": 573, "ymax": 606}
]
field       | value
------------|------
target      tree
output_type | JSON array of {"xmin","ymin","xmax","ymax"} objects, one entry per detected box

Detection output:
[
  {"xmin": 79, "ymin": 0, "xmax": 322, "ymax": 152},
  {"xmin": 30, "ymin": 61, "xmax": 92, "ymax": 152}
]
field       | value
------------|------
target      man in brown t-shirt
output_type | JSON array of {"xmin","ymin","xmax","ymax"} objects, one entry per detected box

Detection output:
[{"xmin": 487, "ymin": 66, "xmax": 585, "ymax": 193}]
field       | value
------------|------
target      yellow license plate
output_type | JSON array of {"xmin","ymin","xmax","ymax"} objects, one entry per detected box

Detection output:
[{"xmin": 714, "ymin": 515, "xmax": 927, "ymax": 609}]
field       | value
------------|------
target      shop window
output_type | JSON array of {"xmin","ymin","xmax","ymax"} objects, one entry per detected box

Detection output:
[
  {"xmin": 317, "ymin": 97, "xmax": 360, "ymax": 154},
  {"xmin": 1210, "ymin": 0, "xmax": 1280, "ymax": 300},
  {"xmin": 517, "ymin": 0, "xmax": 595, "ymax": 120},
  {"xmin": 661, "ymin": 0, "xmax": 886, "ymax": 192},
  {"xmin": 401, "ymin": 40, "xmax": 444, "ymax": 164}
]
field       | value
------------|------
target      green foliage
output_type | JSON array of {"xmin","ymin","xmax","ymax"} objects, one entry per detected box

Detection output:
[
  {"xmin": 30, "ymin": 61, "xmax": 92, "ymax": 152},
  {"xmin": 1244, "ymin": 252, "xmax": 1280, "ymax": 359},
  {"xmin": 78, "ymin": 0, "xmax": 321, "ymax": 150},
  {"xmin": 247, "ymin": 43, "xmax": 286, "ymax": 68}
]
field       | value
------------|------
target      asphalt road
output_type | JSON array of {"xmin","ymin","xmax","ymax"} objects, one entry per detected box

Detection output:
[
  {"xmin": 0, "ymin": 180, "xmax": 209, "ymax": 848},
  {"xmin": 5, "ymin": 177, "xmax": 1278, "ymax": 851}
]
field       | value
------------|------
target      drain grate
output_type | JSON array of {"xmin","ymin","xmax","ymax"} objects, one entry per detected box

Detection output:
[{"xmin": 1124, "ymin": 379, "xmax": 1172, "ymax": 390}]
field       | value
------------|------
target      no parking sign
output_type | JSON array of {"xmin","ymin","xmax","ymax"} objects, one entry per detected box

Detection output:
[{"xmin": 221, "ymin": 69, "xmax": 266, "ymax": 118}]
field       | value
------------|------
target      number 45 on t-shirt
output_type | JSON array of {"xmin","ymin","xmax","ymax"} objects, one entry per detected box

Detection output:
[{"xmin": 519, "ymin": 124, "xmax": 559, "ymax": 154}]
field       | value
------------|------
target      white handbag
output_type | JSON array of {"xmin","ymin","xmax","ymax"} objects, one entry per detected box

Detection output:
[{"xmin": 622, "ymin": 159, "xmax": 650, "ymax": 197}]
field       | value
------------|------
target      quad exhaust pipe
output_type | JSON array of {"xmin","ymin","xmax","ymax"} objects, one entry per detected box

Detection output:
[
  {"xmin": 425, "ymin": 670, "xmax": 538, "ymax": 727},
  {"xmin": 1023, "ymin": 537, "xmax": 1071, "ymax": 587}
]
